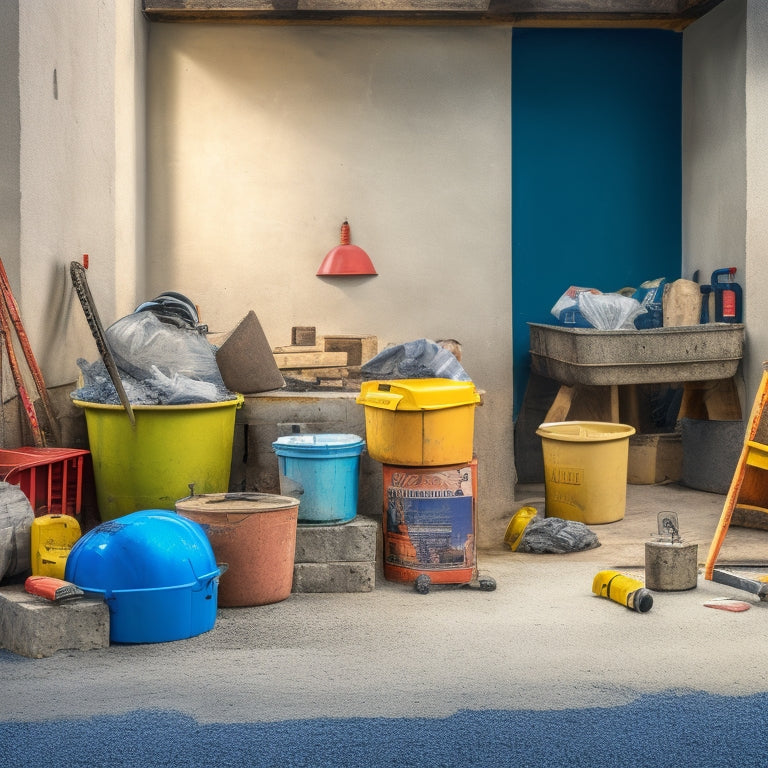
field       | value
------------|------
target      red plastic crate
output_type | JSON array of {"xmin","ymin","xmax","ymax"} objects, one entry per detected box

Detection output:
[{"xmin": 0, "ymin": 447, "xmax": 91, "ymax": 517}]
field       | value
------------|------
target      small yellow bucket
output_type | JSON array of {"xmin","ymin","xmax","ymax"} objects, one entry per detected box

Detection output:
[
  {"xmin": 73, "ymin": 395, "xmax": 243, "ymax": 521},
  {"xmin": 536, "ymin": 421, "xmax": 635, "ymax": 524},
  {"xmin": 31, "ymin": 513, "xmax": 81, "ymax": 579}
]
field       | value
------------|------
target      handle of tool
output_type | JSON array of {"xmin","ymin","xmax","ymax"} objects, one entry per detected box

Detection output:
[
  {"xmin": 0, "ymin": 297, "xmax": 43, "ymax": 446},
  {"xmin": 69, "ymin": 261, "xmax": 136, "ymax": 426},
  {"xmin": 0, "ymin": 258, "xmax": 60, "ymax": 445}
]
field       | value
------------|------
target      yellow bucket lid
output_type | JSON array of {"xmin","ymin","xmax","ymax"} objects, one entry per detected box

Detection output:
[{"xmin": 356, "ymin": 378, "xmax": 480, "ymax": 412}]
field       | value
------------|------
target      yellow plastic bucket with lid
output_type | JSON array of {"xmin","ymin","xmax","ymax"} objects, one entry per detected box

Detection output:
[
  {"xmin": 536, "ymin": 421, "xmax": 635, "ymax": 524},
  {"xmin": 73, "ymin": 395, "xmax": 243, "ymax": 522},
  {"xmin": 357, "ymin": 378, "xmax": 480, "ymax": 466}
]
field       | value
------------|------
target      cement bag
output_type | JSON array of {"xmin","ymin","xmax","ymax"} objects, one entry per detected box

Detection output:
[{"xmin": 0, "ymin": 482, "xmax": 34, "ymax": 580}]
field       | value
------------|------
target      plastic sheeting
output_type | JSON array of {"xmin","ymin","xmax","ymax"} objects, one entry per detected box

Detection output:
[
  {"xmin": 517, "ymin": 517, "xmax": 600, "ymax": 554},
  {"xmin": 361, "ymin": 338, "xmax": 470, "ymax": 381},
  {"xmin": 0, "ymin": 482, "xmax": 34, "ymax": 580},
  {"xmin": 71, "ymin": 311, "xmax": 234, "ymax": 406}
]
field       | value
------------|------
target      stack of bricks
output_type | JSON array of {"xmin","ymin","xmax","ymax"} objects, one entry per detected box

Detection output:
[{"xmin": 273, "ymin": 327, "xmax": 377, "ymax": 391}]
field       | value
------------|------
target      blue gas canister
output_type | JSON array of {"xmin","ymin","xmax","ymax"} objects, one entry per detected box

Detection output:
[{"xmin": 711, "ymin": 268, "xmax": 743, "ymax": 323}]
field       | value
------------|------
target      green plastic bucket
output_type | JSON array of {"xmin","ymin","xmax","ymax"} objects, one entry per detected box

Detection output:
[{"xmin": 73, "ymin": 396, "xmax": 243, "ymax": 522}]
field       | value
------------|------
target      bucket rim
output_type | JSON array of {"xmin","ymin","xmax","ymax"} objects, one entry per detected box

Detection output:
[
  {"xmin": 176, "ymin": 492, "xmax": 300, "ymax": 514},
  {"xmin": 536, "ymin": 420, "xmax": 636, "ymax": 442},
  {"xmin": 272, "ymin": 433, "xmax": 365, "ymax": 450},
  {"xmin": 71, "ymin": 393, "xmax": 244, "ymax": 412}
]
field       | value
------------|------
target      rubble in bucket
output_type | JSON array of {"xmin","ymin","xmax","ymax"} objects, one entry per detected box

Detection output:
[{"xmin": 71, "ymin": 293, "xmax": 236, "ymax": 406}]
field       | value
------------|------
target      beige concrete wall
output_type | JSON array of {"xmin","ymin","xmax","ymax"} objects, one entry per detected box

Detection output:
[
  {"xmin": 682, "ymin": 0, "xmax": 746, "ymax": 293},
  {"xmin": 745, "ymin": 0, "xmax": 768, "ymax": 396},
  {"xmin": 683, "ymin": 0, "xmax": 768, "ymax": 408},
  {"xmin": 15, "ymin": 0, "xmax": 146, "ymax": 390},
  {"xmin": 146, "ymin": 25, "xmax": 515, "ymax": 544}
]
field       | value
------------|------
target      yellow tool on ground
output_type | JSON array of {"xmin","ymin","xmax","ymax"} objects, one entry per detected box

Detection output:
[{"xmin": 592, "ymin": 570, "xmax": 653, "ymax": 613}]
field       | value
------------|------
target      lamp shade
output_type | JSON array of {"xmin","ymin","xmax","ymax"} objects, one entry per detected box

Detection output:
[{"xmin": 317, "ymin": 221, "xmax": 377, "ymax": 276}]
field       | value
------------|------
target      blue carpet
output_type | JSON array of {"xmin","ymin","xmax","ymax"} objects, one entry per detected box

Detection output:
[{"xmin": 2, "ymin": 691, "xmax": 767, "ymax": 767}]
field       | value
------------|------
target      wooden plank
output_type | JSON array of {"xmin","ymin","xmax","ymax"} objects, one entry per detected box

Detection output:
[
  {"xmin": 679, "ymin": 378, "xmax": 742, "ymax": 421},
  {"xmin": 544, "ymin": 384, "xmax": 575, "ymax": 423},
  {"xmin": 272, "ymin": 343, "xmax": 324, "ymax": 354},
  {"xmin": 283, "ymin": 368, "xmax": 349, "ymax": 383},
  {"xmin": 274, "ymin": 351, "xmax": 348, "ymax": 369},
  {"xmin": 143, "ymin": 0, "xmax": 723, "ymax": 29}
]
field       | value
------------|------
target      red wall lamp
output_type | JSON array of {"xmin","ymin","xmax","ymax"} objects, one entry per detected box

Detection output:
[{"xmin": 317, "ymin": 220, "xmax": 377, "ymax": 277}]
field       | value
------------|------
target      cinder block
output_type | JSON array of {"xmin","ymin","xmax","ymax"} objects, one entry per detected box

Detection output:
[
  {"xmin": 294, "ymin": 517, "xmax": 378, "ymax": 564},
  {"xmin": 292, "ymin": 517, "xmax": 378, "ymax": 593},
  {"xmin": 0, "ymin": 586, "xmax": 109, "ymax": 658},
  {"xmin": 293, "ymin": 562, "xmax": 375, "ymax": 593}
]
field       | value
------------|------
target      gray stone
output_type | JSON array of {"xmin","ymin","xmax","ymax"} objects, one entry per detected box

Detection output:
[
  {"xmin": 291, "ymin": 517, "xmax": 378, "ymax": 593},
  {"xmin": 292, "ymin": 562, "xmax": 375, "ymax": 593},
  {"xmin": 0, "ymin": 585, "xmax": 109, "ymax": 658},
  {"xmin": 294, "ymin": 517, "xmax": 378, "ymax": 564}
]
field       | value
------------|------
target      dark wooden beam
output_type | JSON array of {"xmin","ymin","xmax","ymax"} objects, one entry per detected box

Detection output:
[{"xmin": 142, "ymin": 0, "xmax": 726, "ymax": 29}]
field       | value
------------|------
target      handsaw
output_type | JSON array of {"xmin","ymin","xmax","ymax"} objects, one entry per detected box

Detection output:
[{"xmin": 70, "ymin": 260, "xmax": 135, "ymax": 426}]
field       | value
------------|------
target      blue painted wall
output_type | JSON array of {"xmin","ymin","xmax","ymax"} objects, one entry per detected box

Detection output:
[{"xmin": 512, "ymin": 29, "xmax": 682, "ymax": 415}]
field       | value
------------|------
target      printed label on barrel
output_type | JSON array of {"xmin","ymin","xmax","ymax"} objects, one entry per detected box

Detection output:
[
  {"xmin": 384, "ymin": 466, "xmax": 474, "ymax": 571},
  {"xmin": 549, "ymin": 466, "xmax": 583, "ymax": 486}
]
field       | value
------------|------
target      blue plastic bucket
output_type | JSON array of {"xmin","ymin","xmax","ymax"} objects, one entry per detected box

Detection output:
[{"xmin": 272, "ymin": 434, "xmax": 365, "ymax": 525}]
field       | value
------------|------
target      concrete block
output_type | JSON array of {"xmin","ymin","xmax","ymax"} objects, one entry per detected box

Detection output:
[
  {"xmin": 293, "ymin": 562, "xmax": 375, "ymax": 593},
  {"xmin": 0, "ymin": 586, "xmax": 109, "ymax": 658},
  {"xmin": 294, "ymin": 517, "xmax": 378, "ymax": 564},
  {"xmin": 232, "ymin": 391, "xmax": 382, "ymax": 518}
]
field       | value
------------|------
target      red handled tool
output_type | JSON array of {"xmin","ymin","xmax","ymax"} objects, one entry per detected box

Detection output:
[{"xmin": 24, "ymin": 576, "xmax": 84, "ymax": 602}]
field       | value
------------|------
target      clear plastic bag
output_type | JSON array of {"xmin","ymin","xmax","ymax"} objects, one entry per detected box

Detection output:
[
  {"xmin": 577, "ymin": 291, "xmax": 646, "ymax": 330},
  {"xmin": 106, "ymin": 312, "xmax": 229, "ymax": 398},
  {"xmin": 550, "ymin": 286, "xmax": 600, "ymax": 327}
]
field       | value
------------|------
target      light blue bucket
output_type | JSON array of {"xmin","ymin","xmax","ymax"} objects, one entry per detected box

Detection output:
[{"xmin": 272, "ymin": 434, "xmax": 365, "ymax": 525}]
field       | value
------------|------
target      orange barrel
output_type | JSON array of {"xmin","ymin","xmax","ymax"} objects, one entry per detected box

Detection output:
[
  {"xmin": 381, "ymin": 458, "xmax": 477, "ymax": 585},
  {"xmin": 176, "ymin": 492, "xmax": 299, "ymax": 607}
]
